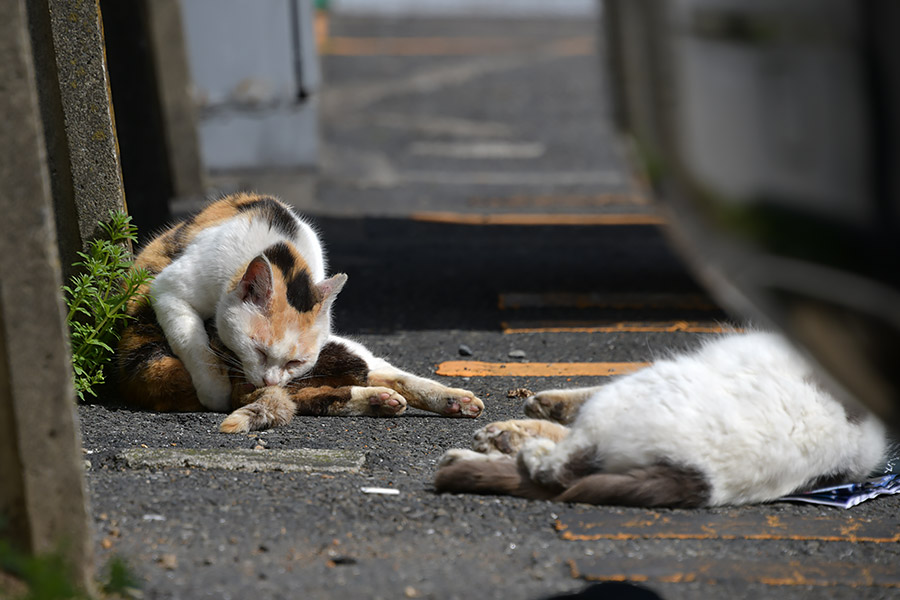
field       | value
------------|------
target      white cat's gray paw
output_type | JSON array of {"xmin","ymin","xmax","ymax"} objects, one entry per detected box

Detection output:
[{"xmin": 524, "ymin": 391, "xmax": 581, "ymax": 424}]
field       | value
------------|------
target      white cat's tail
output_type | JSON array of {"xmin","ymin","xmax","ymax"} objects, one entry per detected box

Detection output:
[{"xmin": 435, "ymin": 451, "xmax": 711, "ymax": 508}]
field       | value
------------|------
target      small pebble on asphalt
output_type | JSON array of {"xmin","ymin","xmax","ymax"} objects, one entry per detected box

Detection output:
[{"xmin": 458, "ymin": 344, "xmax": 473, "ymax": 356}]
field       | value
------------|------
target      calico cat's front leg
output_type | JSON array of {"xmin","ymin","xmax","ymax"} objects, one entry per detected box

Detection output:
[
  {"xmin": 220, "ymin": 385, "xmax": 407, "ymax": 433},
  {"xmin": 152, "ymin": 295, "xmax": 231, "ymax": 411}
]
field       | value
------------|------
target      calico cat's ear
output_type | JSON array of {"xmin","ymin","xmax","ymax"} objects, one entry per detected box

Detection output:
[
  {"xmin": 317, "ymin": 273, "xmax": 347, "ymax": 305},
  {"xmin": 238, "ymin": 255, "xmax": 274, "ymax": 310}
]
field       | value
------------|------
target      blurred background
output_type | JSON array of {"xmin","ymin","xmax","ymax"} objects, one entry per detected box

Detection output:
[{"xmin": 101, "ymin": 0, "xmax": 899, "ymax": 428}]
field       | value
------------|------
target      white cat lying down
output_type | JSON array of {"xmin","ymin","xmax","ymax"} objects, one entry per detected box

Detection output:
[{"xmin": 435, "ymin": 332, "xmax": 887, "ymax": 507}]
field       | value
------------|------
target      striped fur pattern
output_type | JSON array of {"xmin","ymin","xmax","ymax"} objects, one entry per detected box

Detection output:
[
  {"xmin": 116, "ymin": 194, "xmax": 484, "ymax": 431},
  {"xmin": 435, "ymin": 332, "xmax": 887, "ymax": 507}
]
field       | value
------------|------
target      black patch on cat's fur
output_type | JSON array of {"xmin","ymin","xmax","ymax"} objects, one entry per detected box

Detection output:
[
  {"xmin": 161, "ymin": 216, "xmax": 194, "ymax": 262},
  {"xmin": 293, "ymin": 386, "xmax": 355, "ymax": 417},
  {"xmin": 130, "ymin": 300, "xmax": 156, "ymax": 325},
  {"xmin": 117, "ymin": 334, "xmax": 173, "ymax": 374},
  {"xmin": 289, "ymin": 341, "xmax": 369, "ymax": 388},
  {"xmin": 238, "ymin": 196, "xmax": 299, "ymax": 239},
  {"xmin": 263, "ymin": 242, "xmax": 320, "ymax": 312}
]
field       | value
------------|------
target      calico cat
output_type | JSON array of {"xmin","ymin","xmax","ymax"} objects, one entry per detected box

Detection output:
[
  {"xmin": 116, "ymin": 193, "xmax": 483, "ymax": 432},
  {"xmin": 435, "ymin": 332, "xmax": 886, "ymax": 507}
]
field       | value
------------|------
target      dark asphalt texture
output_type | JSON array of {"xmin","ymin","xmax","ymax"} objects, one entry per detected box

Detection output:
[{"xmin": 79, "ymin": 14, "xmax": 900, "ymax": 600}]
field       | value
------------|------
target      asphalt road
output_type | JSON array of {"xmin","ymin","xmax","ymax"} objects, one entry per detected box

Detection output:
[
  {"xmin": 79, "ymin": 14, "xmax": 900, "ymax": 600},
  {"xmin": 79, "ymin": 221, "xmax": 900, "ymax": 600}
]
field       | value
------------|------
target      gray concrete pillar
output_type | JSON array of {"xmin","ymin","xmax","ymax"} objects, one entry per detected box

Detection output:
[
  {"xmin": 27, "ymin": 0, "xmax": 128, "ymax": 276},
  {"xmin": 0, "ymin": 0, "xmax": 95, "ymax": 594}
]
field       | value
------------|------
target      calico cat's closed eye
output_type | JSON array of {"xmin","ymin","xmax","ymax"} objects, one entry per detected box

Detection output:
[
  {"xmin": 256, "ymin": 348, "xmax": 268, "ymax": 362},
  {"xmin": 286, "ymin": 360, "xmax": 306, "ymax": 370}
]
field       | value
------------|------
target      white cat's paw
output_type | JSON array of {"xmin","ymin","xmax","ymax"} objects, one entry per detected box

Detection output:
[
  {"xmin": 438, "ymin": 448, "xmax": 505, "ymax": 468},
  {"xmin": 518, "ymin": 438, "xmax": 559, "ymax": 483},
  {"xmin": 473, "ymin": 419, "xmax": 570, "ymax": 455},
  {"xmin": 524, "ymin": 391, "xmax": 582, "ymax": 424}
]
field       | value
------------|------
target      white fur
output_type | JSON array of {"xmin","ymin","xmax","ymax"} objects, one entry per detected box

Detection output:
[
  {"xmin": 524, "ymin": 332, "xmax": 886, "ymax": 505},
  {"xmin": 150, "ymin": 208, "xmax": 331, "ymax": 411}
]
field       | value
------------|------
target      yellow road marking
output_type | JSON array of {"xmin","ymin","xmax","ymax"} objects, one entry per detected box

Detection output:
[
  {"xmin": 320, "ymin": 35, "xmax": 594, "ymax": 57},
  {"xmin": 502, "ymin": 321, "xmax": 741, "ymax": 334},
  {"xmin": 436, "ymin": 361, "xmax": 648, "ymax": 378},
  {"xmin": 555, "ymin": 510, "xmax": 900, "ymax": 543},
  {"xmin": 410, "ymin": 212, "xmax": 666, "ymax": 226},
  {"xmin": 568, "ymin": 557, "xmax": 900, "ymax": 588}
]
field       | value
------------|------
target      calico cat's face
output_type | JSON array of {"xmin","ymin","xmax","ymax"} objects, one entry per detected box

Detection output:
[{"xmin": 216, "ymin": 253, "xmax": 346, "ymax": 389}]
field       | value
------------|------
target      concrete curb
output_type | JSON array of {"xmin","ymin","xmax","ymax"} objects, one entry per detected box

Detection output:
[{"xmin": 119, "ymin": 447, "xmax": 367, "ymax": 473}]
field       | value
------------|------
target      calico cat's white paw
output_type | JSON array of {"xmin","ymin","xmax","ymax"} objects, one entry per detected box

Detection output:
[
  {"xmin": 194, "ymin": 368, "xmax": 233, "ymax": 413},
  {"xmin": 350, "ymin": 386, "xmax": 408, "ymax": 417}
]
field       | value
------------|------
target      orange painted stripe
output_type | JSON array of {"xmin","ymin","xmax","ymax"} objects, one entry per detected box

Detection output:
[
  {"xmin": 435, "ymin": 361, "xmax": 648, "ymax": 378},
  {"xmin": 569, "ymin": 557, "xmax": 900, "ymax": 588},
  {"xmin": 410, "ymin": 212, "xmax": 666, "ymax": 226},
  {"xmin": 502, "ymin": 321, "xmax": 741, "ymax": 334},
  {"xmin": 321, "ymin": 36, "xmax": 594, "ymax": 57},
  {"xmin": 498, "ymin": 292, "xmax": 716, "ymax": 311},
  {"xmin": 555, "ymin": 510, "xmax": 900, "ymax": 543}
]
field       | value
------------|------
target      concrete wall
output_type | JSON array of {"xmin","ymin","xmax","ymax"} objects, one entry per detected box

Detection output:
[{"xmin": 0, "ymin": 0, "xmax": 96, "ymax": 593}]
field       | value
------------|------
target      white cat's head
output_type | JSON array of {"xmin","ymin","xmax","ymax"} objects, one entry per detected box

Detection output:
[{"xmin": 216, "ymin": 249, "xmax": 346, "ymax": 389}]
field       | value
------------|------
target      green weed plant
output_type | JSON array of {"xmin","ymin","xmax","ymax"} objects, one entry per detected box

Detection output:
[{"xmin": 63, "ymin": 212, "xmax": 152, "ymax": 401}]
